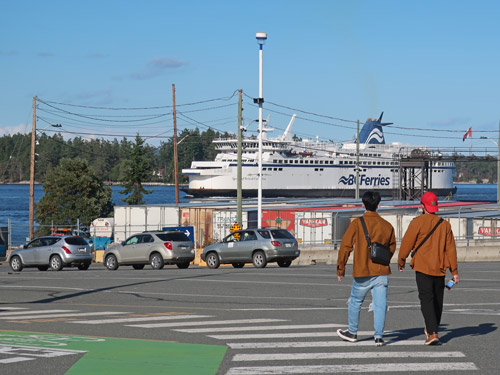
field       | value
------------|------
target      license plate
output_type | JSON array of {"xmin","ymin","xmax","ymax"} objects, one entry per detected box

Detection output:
[
  {"xmin": 78, "ymin": 248, "xmax": 86, "ymax": 253},
  {"xmin": 285, "ymin": 243, "xmax": 292, "ymax": 247}
]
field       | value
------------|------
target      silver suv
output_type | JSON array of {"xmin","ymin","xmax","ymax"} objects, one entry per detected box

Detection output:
[
  {"xmin": 104, "ymin": 231, "xmax": 194, "ymax": 270},
  {"xmin": 202, "ymin": 228, "xmax": 300, "ymax": 269},
  {"xmin": 9, "ymin": 236, "xmax": 93, "ymax": 272}
]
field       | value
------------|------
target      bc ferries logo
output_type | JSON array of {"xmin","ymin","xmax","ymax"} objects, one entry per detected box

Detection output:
[
  {"xmin": 365, "ymin": 128, "xmax": 385, "ymax": 144},
  {"xmin": 338, "ymin": 174, "xmax": 390, "ymax": 186}
]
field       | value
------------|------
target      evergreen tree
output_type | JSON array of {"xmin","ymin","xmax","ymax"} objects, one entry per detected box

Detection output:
[
  {"xmin": 35, "ymin": 157, "xmax": 113, "ymax": 232},
  {"xmin": 120, "ymin": 134, "xmax": 153, "ymax": 205}
]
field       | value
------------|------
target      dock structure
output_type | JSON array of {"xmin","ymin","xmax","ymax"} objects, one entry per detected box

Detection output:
[{"xmin": 396, "ymin": 152, "xmax": 496, "ymax": 202}]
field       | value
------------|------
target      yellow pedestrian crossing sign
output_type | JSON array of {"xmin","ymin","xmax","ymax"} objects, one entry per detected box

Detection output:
[{"xmin": 230, "ymin": 222, "xmax": 242, "ymax": 240}]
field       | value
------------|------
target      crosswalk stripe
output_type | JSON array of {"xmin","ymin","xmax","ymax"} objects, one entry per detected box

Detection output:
[
  {"xmin": 233, "ymin": 351, "xmax": 466, "ymax": 361},
  {"xmin": 228, "ymin": 340, "xmax": 425, "ymax": 349},
  {"xmin": 209, "ymin": 331, "xmax": 377, "ymax": 340},
  {"xmin": 225, "ymin": 362, "xmax": 478, "ymax": 374},
  {"xmin": 0, "ymin": 357, "xmax": 35, "ymax": 364},
  {"xmin": 0, "ymin": 311, "xmax": 130, "ymax": 320},
  {"xmin": 127, "ymin": 318, "xmax": 286, "ymax": 329},
  {"xmin": 0, "ymin": 310, "xmax": 75, "ymax": 317},
  {"xmin": 70, "ymin": 314, "xmax": 214, "ymax": 324},
  {"xmin": 175, "ymin": 323, "xmax": 344, "ymax": 333}
]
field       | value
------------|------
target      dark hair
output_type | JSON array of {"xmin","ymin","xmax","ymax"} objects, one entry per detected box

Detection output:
[{"xmin": 362, "ymin": 191, "xmax": 381, "ymax": 212}]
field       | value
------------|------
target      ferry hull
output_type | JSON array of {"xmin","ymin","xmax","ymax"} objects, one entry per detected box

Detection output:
[{"xmin": 183, "ymin": 187, "xmax": 457, "ymax": 199}]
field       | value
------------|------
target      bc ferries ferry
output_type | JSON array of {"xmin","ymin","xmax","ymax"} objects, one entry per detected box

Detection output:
[{"xmin": 182, "ymin": 113, "xmax": 456, "ymax": 198}]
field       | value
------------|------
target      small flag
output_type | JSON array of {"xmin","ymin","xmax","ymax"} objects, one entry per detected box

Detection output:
[{"xmin": 463, "ymin": 127, "xmax": 472, "ymax": 142}]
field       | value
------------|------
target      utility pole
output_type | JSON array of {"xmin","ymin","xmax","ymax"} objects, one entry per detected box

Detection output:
[
  {"xmin": 172, "ymin": 84, "xmax": 179, "ymax": 204},
  {"xmin": 237, "ymin": 90, "xmax": 243, "ymax": 225},
  {"xmin": 355, "ymin": 119, "xmax": 360, "ymax": 200},
  {"xmin": 497, "ymin": 120, "xmax": 500, "ymax": 205},
  {"xmin": 29, "ymin": 96, "xmax": 37, "ymax": 240}
]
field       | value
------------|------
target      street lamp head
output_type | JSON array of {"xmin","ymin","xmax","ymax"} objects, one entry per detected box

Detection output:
[{"xmin": 256, "ymin": 31, "xmax": 267, "ymax": 45}]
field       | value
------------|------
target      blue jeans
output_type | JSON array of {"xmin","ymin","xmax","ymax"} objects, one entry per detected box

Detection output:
[{"xmin": 348, "ymin": 275, "xmax": 388, "ymax": 339}]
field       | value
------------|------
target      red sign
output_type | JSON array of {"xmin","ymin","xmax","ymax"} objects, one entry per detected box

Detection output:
[
  {"xmin": 478, "ymin": 227, "xmax": 500, "ymax": 236},
  {"xmin": 300, "ymin": 218, "xmax": 328, "ymax": 228}
]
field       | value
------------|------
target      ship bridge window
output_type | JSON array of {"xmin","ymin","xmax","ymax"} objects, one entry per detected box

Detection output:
[
  {"xmin": 295, "ymin": 160, "xmax": 298, "ymax": 164},
  {"xmin": 273, "ymin": 160, "xmax": 278, "ymax": 163}
]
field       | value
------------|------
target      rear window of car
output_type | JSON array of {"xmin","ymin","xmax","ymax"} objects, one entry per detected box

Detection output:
[
  {"xmin": 64, "ymin": 236, "xmax": 89, "ymax": 246},
  {"xmin": 257, "ymin": 230, "xmax": 271, "ymax": 239},
  {"xmin": 269, "ymin": 229, "xmax": 295, "ymax": 239},
  {"xmin": 156, "ymin": 232, "xmax": 190, "ymax": 242}
]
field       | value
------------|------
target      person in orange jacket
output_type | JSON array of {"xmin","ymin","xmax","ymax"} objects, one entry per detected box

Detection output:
[
  {"xmin": 398, "ymin": 191, "xmax": 460, "ymax": 345},
  {"xmin": 337, "ymin": 191, "xmax": 396, "ymax": 347}
]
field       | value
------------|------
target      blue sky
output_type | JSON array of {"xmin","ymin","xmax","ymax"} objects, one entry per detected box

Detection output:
[{"xmin": 1, "ymin": 0, "xmax": 499, "ymax": 151}]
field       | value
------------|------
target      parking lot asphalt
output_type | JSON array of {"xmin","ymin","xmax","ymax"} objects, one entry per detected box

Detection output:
[{"xmin": 0, "ymin": 261, "xmax": 499, "ymax": 374}]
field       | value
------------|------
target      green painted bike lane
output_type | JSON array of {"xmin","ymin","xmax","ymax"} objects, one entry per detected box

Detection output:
[{"xmin": 0, "ymin": 330, "xmax": 227, "ymax": 374}]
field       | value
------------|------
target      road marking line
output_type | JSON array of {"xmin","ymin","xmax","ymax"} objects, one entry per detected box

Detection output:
[
  {"xmin": 175, "ymin": 323, "xmax": 344, "ymax": 333},
  {"xmin": 227, "ymin": 340, "xmax": 426, "ymax": 349},
  {"xmin": 0, "ymin": 356, "xmax": 35, "ymax": 364},
  {"xmin": 127, "ymin": 318, "xmax": 287, "ymax": 329},
  {"xmin": 70, "ymin": 314, "xmax": 214, "ymax": 324},
  {"xmin": 0, "ymin": 310, "xmax": 75, "ymax": 317},
  {"xmin": 209, "ymin": 330, "xmax": 377, "ymax": 340},
  {"xmin": 225, "ymin": 362, "xmax": 478, "ymax": 374},
  {"xmin": 232, "ymin": 351, "xmax": 466, "ymax": 361},
  {"xmin": 0, "ymin": 311, "xmax": 130, "ymax": 320}
]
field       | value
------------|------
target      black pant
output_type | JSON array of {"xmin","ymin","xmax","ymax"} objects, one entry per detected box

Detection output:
[{"xmin": 415, "ymin": 271, "xmax": 445, "ymax": 334}]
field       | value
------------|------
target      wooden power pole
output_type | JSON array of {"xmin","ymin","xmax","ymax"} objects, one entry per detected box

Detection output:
[
  {"xmin": 172, "ymin": 84, "xmax": 179, "ymax": 204},
  {"xmin": 29, "ymin": 96, "xmax": 37, "ymax": 240},
  {"xmin": 237, "ymin": 90, "xmax": 243, "ymax": 225}
]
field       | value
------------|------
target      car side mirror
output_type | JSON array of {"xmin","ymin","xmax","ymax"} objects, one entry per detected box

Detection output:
[
  {"xmin": 23, "ymin": 245, "xmax": 27, "ymax": 249},
  {"xmin": 121, "ymin": 241, "xmax": 125, "ymax": 246}
]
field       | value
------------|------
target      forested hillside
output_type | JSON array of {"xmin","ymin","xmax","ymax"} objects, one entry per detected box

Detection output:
[{"xmin": 0, "ymin": 128, "xmax": 228, "ymax": 184}]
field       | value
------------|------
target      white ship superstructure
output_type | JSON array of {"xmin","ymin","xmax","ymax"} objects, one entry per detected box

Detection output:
[{"xmin": 182, "ymin": 114, "xmax": 456, "ymax": 198}]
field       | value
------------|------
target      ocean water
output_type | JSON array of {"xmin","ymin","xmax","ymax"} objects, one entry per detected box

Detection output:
[{"xmin": 0, "ymin": 183, "xmax": 496, "ymax": 247}]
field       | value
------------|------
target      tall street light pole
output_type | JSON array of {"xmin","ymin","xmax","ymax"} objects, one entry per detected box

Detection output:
[{"xmin": 255, "ymin": 31, "xmax": 267, "ymax": 228}]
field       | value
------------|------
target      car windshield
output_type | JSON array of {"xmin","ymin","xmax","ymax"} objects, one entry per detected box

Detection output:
[
  {"xmin": 269, "ymin": 229, "xmax": 295, "ymax": 239},
  {"xmin": 64, "ymin": 236, "xmax": 89, "ymax": 246},
  {"xmin": 156, "ymin": 232, "xmax": 190, "ymax": 241}
]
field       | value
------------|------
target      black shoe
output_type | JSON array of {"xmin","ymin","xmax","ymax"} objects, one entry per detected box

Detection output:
[
  {"xmin": 337, "ymin": 329, "xmax": 357, "ymax": 342},
  {"xmin": 375, "ymin": 338, "xmax": 385, "ymax": 347}
]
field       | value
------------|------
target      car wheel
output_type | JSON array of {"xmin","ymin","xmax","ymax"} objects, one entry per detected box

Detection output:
[
  {"xmin": 9, "ymin": 256, "xmax": 23, "ymax": 272},
  {"xmin": 37, "ymin": 266, "xmax": 49, "ymax": 271},
  {"xmin": 150, "ymin": 253, "xmax": 164, "ymax": 270},
  {"xmin": 132, "ymin": 264, "xmax": 145, "ymax": 270},
  {"xmin": 232, "ymin": 262, "xmax": 245, "ymax": 268},
  {"xmin": 205, "ymin": 252, "xmax": 220, "ymax": 269},
  {"xmin": 176, "ymin": 262, "xmax": 190, "ymax": 269},
  {"xmin": 277, "ymin": 260, "xmax": 292, "ymax": 268},
  {"xmin": 78, "ymin": 263, "xmax": 90, "ymax": 270},
  {"xmin": 105, "ymin": 254, "xmax": 119, "ymax": 270},
  {"xmin": 50, "ymin": 255, "xmax": 63, "ymax": 271},
  {"xmin": 252, "ymin": 251, "xmax": 267, "ymax": 268}
]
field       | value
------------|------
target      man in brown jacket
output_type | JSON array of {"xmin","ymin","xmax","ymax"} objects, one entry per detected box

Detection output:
[
  {"xmin": 398, "ymin": 191, "xmax": 460, "ymax": 345},
  {"xmin": 337, "ymin": 191, "xmax": 396, "ymax": 347}
]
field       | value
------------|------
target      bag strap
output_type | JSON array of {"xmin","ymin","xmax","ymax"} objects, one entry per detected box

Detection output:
[
  {"xmin": 359, "ymin": 217, "xmax": 372, "ymax": 246},
  {"xmin": 411, "ymin": 218, "xmax": 444, "ymax": 258}
]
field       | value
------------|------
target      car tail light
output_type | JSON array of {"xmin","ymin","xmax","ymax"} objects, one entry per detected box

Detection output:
[
  {"xmin": 271, "ymin": 241, "xmax": 282, "ymax": 247},
  {"xmin": 164, "ymin": 242, "xmax": 173, "ymax": 250},
  {"xmin": 62, "ymin": 246, "xmax": 72, "ymax": 254}
]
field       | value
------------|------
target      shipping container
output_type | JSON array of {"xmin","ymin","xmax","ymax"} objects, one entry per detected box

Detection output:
[{"xmin": 114, "ymin": 206, "xmax": 180, "ymax": 243}]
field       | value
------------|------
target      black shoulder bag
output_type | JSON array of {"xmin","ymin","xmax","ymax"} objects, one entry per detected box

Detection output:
[
  {"xmin": 359, "ymin": 217, "xmax": 392, "ymax": 266},
  {"xmin": 410, "ymin": 218, "xmax": 444, "ymax": 258}
]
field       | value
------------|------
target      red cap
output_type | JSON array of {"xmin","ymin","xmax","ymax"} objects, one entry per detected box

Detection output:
[{"xmin": 421, "ymin": 192, "xmax": 438, "ymax": 213}]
